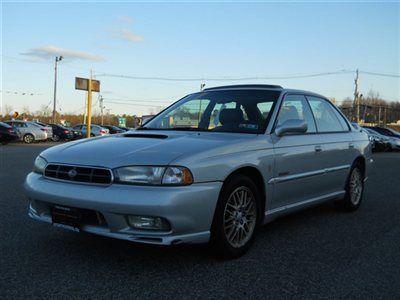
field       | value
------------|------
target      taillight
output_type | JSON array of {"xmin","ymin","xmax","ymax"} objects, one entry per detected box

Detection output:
[
  {"xmin": 64, "ymin": 130, "xmax": 69, "ymax": 134},
  {"xmin": 8, "ymin": 129, "xmax": 14, "ymax": 134},
  {"xmin": 41, "ymin": 128, "xmax": 48, "ymax": 132},
  {"xmin": 100, "ymin": 130, "xmax": 106, "ymax": 134}
]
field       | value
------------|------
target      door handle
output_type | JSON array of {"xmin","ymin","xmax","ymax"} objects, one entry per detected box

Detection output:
[
  {"xmin": 349, "ymin": 142, "xmax": 355, "ymax": 149},
  {"xmin": 315, "ymin": 145, "xmax": 322, "ymax": 152}
]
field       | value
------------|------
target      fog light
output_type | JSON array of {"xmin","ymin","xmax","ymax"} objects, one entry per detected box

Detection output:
[{"xmin": 127, "ymin": 215, "xmax": 170, "ymax": 231}]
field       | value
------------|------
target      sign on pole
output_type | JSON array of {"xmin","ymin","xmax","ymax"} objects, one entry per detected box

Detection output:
[
  {"xmin": 118, "ymin": 117, "xmax": 126, "ymax": 127},
  {"xmin": 75, "ymin": 76, "xmax": 100, "ymax": 138},
  {"xmin": 75, "ymin": 77, "xmax": 100, "ymax": 92}
]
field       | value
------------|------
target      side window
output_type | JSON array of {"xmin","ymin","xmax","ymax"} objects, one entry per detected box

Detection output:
[
  {"xmin": 276, "ymin": 95, "xmax": 316, "ymax": 133},
  {"xmin": 307, "ymin": 97, "xmax": 346, "ymax": 132}
]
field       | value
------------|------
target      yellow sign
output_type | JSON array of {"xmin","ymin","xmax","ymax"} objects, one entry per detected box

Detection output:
[
  {"xmin": 12, "ymin": 111, "xmax": 19, "ymax": 118},
  {"xmin": 75, "ymin": 77, "xmax": 100, "ymax": 92}
]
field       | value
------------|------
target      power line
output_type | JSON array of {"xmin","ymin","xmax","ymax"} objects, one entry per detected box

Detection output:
[
  {"xmin": 358, "ymin": 70, "xmax": 400, "ymax": 78},
  {"xmin": 103, "ymin": 97, "xmax": 174, "ymax": 104},
  {"xmin": 94, "ymin": 70, "xmax": 356, "ymax": 82},
  {"xmin": 104, "ymin": 100, "xmax": 165, "ymax": 108}
]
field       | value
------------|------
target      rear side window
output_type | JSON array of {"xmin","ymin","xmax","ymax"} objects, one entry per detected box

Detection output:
[
  {"xmin": 307, "ymin": 97, "xmax": 346, "ymax": 132},
  {"xmin": 276, "ymin": 94, "xmax": 316, "ymax": 133}
]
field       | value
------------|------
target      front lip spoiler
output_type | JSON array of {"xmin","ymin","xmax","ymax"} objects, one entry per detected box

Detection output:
[{"xmin": 28, "ymin": 204, "xmax": 211, "ymax": 245}]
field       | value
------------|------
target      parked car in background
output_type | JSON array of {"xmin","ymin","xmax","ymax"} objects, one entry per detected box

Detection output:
[
  {"xmin": 363, "ymin": 127, "xmax": 400, "ymax": 151},
  {"xmin": 71, "ymin": 124, "xmax": 109, "ymax": 137},
  {"xmin": 47, "ymin": 124, "xmax": 74, "ymax": 142},
  {"xmin": 101, "ymin": 125, "xmax": 126, "ymax": 134},
  {"xmin": 4, "ymin": 120, "xmax": 47, "ymax": 144},
  {"xmin": 33, "ymin": 122, "xmax": 53, "ymax": 140},
  {"xmin": 117, "ymin": 126, "xmax": 134, "ymax": 131},
  {"xmin": 361, "ymin": 128, "xmax": 389, "ymax": 152},
  {"xmin": 26, "ymin": 84, "xmax": 372, "ymax": 258},
  {"xmin": 0, "ymin": 122, "xmax": 19, "ymax": 144},
  {"xmin": 365, "ymin": 126, "xmax": 400, "ymax": 140}
]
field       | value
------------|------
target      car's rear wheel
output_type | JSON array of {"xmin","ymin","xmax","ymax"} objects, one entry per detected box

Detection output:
[
  {"xmin": 52, "ymin": 134, "xmax": 61, "ymax": 142},
  {"xmin": 210, "ymin": 174, "xmax": 260, "ymax": 258},
  {"xmin": 336, "ymin": 164, "xmax": 364, "ymax": 211},
  {"xmin": 23, "ymin": 134, "xmax": 35, "ymax": 144}
]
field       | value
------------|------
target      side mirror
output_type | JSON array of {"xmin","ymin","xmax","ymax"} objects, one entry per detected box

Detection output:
[{"xmin": 275, "ymin": 119, "xmax": 308, "ymax": 136}]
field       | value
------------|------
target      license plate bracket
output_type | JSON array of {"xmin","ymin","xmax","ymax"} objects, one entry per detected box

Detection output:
[{"xmin": 51, "ymin": 205, "xmax": 81, "ymax": 231}]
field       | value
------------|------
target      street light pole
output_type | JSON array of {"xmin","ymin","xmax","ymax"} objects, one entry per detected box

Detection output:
[{"xmin": 52, "ymin": 56, "xmax": 63, "ymax": 124}]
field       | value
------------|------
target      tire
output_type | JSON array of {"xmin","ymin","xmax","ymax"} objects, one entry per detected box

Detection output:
[
  {"xmin": 210, "ymin": 174, "xmax": 260, "ymax": 258},
  {"xmin": 52, "ymin": 134, "xmax": 61, "ymax": 142},
  {"xmin": 336, "ymin": 164, "xmax": 364, "ymax": 211},
  {"xmin": 23, "ymin": 134, "xmax": 35, "ymax": 144}
]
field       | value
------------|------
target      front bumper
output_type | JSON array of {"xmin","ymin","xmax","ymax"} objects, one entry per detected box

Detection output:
[{"xmin": 25, "ymin": 172, "xmax": 222, "ymax": 245}]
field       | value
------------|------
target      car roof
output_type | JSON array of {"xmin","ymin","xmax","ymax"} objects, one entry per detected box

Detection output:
[{"xmin": 202, "ymin": 85, "xmax": 329, "ymax": 100}]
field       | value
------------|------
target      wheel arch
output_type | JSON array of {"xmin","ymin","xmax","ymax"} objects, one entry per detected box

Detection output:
[
  {"xmin": 352, "ymin": 155, "xmax": 366, "ymax": 179},
  {"xmin": 223, "ymin": 166, "xmax": 266, "ymax": 221}
]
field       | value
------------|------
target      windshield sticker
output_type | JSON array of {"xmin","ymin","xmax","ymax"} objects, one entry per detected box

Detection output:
[{"xmin": 239, "ymin": 124, "xmax": 258, "ymax": 130}]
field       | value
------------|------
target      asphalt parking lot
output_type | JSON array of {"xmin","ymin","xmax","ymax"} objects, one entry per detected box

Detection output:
[{"xmin": 1, "ymin": 143, "xmax": 399, "ymax": 299}]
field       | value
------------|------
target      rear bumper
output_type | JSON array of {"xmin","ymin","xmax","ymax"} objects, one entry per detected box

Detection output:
[{"xmin": 25, "ymin": 172, "xmax": 222, "ymax": 245}]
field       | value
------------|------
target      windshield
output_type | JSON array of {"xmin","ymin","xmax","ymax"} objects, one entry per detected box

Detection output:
[{"xmin": 141, "ymin": 89, "xmax": 281, "ymax": 134}]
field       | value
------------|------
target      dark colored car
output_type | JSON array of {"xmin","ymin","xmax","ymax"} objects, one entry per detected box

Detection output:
[
  {"xmin": 101, "ymin": 125, "xmax": 126, "ymax": 134},
  {"xmin": 364, "ymin": 126, "xmax": 400, "ymax": 139},
  {"xmin": 0, "ymin": 122, "xmax": 19, "ymax": 144},
  {"xmin": 117, "ymin": 126, "xmax": 133, "ymax": 131},
  {"xmin": 48, "ymin": 124, "xmax": 74, "ymax": 142}
]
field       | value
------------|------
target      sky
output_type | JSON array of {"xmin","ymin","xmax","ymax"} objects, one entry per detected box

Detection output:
[{"xmin": 1, "ymin": 1, "xmax": 399, "ymax": 117}]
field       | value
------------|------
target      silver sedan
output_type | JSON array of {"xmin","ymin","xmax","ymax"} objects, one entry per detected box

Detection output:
[{"xmin": 25, "ymin": 85, "xmax": 372, "ymax": 258}]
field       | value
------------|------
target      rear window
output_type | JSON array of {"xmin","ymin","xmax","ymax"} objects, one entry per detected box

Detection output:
[{"xmin": 0, "ymin": 122, "xmax": 12, "ymax": 128}]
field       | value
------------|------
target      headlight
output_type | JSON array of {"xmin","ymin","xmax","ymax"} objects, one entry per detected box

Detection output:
[
  {"xmin": 114, "ymin": 166, "xmax": 193, "ymax": 185},
  {"xmin": 33, "ymin": 156, "xmax": 47, "ymax": 174}
]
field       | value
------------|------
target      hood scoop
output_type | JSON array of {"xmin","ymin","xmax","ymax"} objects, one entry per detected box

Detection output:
[{"xmin": 123, "ymin": 133, "xmax": 168, "ymax": 139}]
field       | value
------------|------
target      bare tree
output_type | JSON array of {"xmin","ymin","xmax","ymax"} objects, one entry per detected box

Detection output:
[{"xmin": 4, "ymin": 104, "xmax": 13, "ymax": 116}]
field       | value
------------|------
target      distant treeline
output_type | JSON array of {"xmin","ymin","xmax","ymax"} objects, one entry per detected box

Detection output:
[{"xmin": 338, "ymin": 91, "xmax": 400, "ymax": 125}]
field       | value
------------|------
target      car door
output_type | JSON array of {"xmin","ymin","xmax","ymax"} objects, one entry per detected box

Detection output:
[
  {"xmin": 306, "ymin": 96, "xmax": 354, "ymax": 194},
  {"xmin": 271, "ymin": 94, "xmax": 326, "ymax": 209}
]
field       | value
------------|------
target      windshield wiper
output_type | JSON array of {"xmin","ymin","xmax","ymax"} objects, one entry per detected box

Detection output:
[
  {"xmin": 136, "ymin": 127, "xmax": 156, "ymax": 130},
  {"xmin": 161, "ymin": 127, "xmax": 208, "ymax": 131}
]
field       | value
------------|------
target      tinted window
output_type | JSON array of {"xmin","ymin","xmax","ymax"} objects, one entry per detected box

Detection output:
[
  {"xmin": 276, "ymin": 94, "xmax": 316, "ymax": 133},
  {"xmin": 307, "ymin": 97, "xmax": 345, "ymax": 132},
  {"xmin": 0, "ymin": 122, "xmax": 12, "ymax": 129}
]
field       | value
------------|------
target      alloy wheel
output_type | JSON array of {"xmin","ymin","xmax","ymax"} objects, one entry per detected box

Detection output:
[
  {"xmin": 223, "ymin": 186, "xmax": 257, "ymax": 248},
  {"xmin": 349, "ymin": 168, "xmax": 363, "ymax": 205}
]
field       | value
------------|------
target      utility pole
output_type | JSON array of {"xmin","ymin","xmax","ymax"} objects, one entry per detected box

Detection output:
[
  {"xmin": 99, "ymin": 95, "xmax": 104, "ymax": 125},
  {"xmin": 378, "ymin": 106, "xmax": 382, "ymax": 126},
  {"xmin": 353, "ymin": 69, "xmax": 360, "ymax": 123},
  {"xmin": 86, "ymin": 70, "xmax": 93, "ymax": 138},
  {"xmin": 52, "ymin": 56, "xmax": 63, "ymax": 124}
]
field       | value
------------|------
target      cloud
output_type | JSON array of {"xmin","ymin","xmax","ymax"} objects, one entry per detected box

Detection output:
[
  {"xmin": 20, "ymin": 45, "xmax": 104, "ymax": 61},
  {"xmin": 114, "ymin": 28, "xmax": 144, "ymax": 43},
  {"xmin": 117, "ymin": 16, "xmax": 133, "ymax": 24}
]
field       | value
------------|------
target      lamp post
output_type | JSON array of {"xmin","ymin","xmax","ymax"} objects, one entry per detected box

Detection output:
[{"xmin": 52, "ymin": 56, "xmax": 63, "ymax": 124}]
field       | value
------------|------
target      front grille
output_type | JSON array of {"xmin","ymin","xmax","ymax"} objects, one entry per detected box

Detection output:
[{"xmin": 44, "ymin": 164, "xmax": 112, "ymax": 184}]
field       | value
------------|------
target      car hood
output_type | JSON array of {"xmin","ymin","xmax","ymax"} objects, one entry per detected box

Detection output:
[{"xmin": 40, "ymin": 130, "xmax": 263, "ymax": 168}]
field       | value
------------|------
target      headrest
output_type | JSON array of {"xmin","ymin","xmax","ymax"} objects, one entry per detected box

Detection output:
[
  {"xmin": 219, "ymin": 109, "xmax": 244, "ymax": 125},
  {"xmin": 279, "ymin": 105, "xmax": 299, "ymax": 123}
]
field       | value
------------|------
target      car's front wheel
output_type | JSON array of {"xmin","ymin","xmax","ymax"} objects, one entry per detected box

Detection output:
[{"xmin": 210, "ymin": 174, "xmax": 260, "ymax": 258}]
